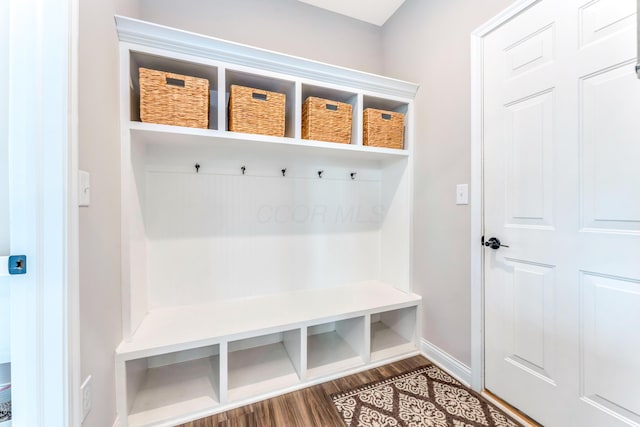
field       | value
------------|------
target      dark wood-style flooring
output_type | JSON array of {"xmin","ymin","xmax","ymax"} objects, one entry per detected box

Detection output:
[{"xmin": 178, "ymin": 355, "xmax": 429, "ymax": 427}]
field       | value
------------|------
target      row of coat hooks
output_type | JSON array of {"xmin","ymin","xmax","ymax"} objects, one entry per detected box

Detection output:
[{"xmin": 194, "ymin": 163, "xmax": 358, "ymax": 180}]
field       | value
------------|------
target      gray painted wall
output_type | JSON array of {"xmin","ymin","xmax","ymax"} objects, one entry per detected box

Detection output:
[
  {"xmin": 137, "ymin": 0, "xmax": 383, "ymax": 74},
  {"xmin": 79, "ymin": 0, "xmax": 139, "ymax": 425},
  {"xmin": 79, "ymin": 1, "xmax": 382, "ymax": 425},
  {"xmin": 382, "ymin": 0, "xmax": 514, "ymax": 366}
]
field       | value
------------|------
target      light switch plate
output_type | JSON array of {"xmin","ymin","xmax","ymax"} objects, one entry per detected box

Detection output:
[
  {"xmin": 78, "ymin": 170, "xmax": 90, "ymax": 207},
  {"xmin": 456, "ymin": 184, "xmax": 469, "ymax": 205}
]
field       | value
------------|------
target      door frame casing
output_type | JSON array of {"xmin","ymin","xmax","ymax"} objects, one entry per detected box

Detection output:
[
  {"xmin": 6, "ymin": 0, "xmax": 81, "ymax": 424},
  {"xmin": 469, "ymin": 0, "xmax": 542, "ymax": 392}
]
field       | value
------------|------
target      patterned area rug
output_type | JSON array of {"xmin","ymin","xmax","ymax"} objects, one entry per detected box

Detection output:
[
  {"xmin": 331, "ymin": 365, "xmax": 522, "ymax": 427},
  {"xmin": 0, "ymin": 401, "xmax": 10, "ymax": 422}
]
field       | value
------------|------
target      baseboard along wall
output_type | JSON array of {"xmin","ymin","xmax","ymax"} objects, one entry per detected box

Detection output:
[{"xmin": 420, "ymin": 339, "xmax": 472, "ymax": 387}]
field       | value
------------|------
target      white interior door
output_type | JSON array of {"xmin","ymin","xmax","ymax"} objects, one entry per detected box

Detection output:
[{"xmin": 483, "ymin": 0, "xmax": 640, "ymax": 426}]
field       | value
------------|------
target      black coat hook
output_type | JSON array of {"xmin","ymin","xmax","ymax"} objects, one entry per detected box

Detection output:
[
  {"xmin": 241, "ymin": 166, "xmax": 246, "ymax": 175},
  {"xmin": 195, "ymin": 163, "xmax": 200, "ymax": 173},
  {"xmin": 282, "ymin": 168, "xmax": 287, "ymax": 177},
  {"xmin": 318, "ymin": 170, "xmax": 324, "ymax": 179},
  {"xmin": 350, "ymin": 172, "xmax": 357, "ymax": 180}
]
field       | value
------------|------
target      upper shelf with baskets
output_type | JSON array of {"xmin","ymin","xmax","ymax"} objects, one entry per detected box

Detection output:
[{"xmin": 118, "ymin": 16, "xmax": 418, "ymax": 159}]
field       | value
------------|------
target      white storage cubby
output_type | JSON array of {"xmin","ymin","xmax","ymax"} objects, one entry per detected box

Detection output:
[
  {"xmin": 124, "ymin": 345, "xmax": 221, "ymax": 427},
  {"xmin": 306, "ymin": 317, "xmax": 366, "ymax": 379},
  {"xmin": 300, "ymin": 83, "xmax": 359, "ymax": 145},
  {"xmin": 370, "ymin": 306, "xmax": 418, "ymax": 361},
  {"xmin": 224, "ymin": 69, "xmax": 296, "ymax": 137},
  {"xmin": 115, "ymin": 16, "xmax": 420, "ymax": 427},
  {"xmin": 228, "ymin": 330, "xmax": 301, "ymax": 402},
  {"xmin": 129, "ymin": 51, "xmax": 219, "ymax": 130}
]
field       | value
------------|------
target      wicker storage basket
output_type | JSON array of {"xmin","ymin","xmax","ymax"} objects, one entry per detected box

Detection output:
[
  {"xmin": 363, "ymin": 108, "xmax": 405, "ymax": 149},
  {"xmin": 302, "ymin": 97, "xmax": 353, "ymax": 144},
  {"xmin": 139, "ymin": 67, "xmax": 210, "ymax": 129},
  {"xmin": 229, "ymin": 85, "xmax": 286, "ymax": 137}
]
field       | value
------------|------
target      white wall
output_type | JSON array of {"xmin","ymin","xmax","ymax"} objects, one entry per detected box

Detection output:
[
  {"xmin": 78, "ymin": 0, "xmax": 139, "ymax": 425},
  {"xmin": 382, "ymin": 0, "xmax": 514, "ymax": 366},
  {"xmin": 138, "ymin": 0, "xmax": 383, "ymax": 74}
]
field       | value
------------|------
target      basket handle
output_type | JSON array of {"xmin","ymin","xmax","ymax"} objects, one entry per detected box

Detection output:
[
  {"xmin": 165, "ymin": 76, "xmax": 185, "ymax": 88},
  {"xmin": 381, "ymin": 113, "xmax": 392, "ymax": 120},
  {"xmin": 325, "ymin": 103, "xmax": 338, "ymax": 111},
  {"xmin": 252, "ymin": 92, "xmax": 268, "ymax": 101}
]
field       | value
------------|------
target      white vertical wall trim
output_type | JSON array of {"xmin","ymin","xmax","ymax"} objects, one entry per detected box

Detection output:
[
  {"xmin": 68, "ymin": 0, "xmax": 81, "ymax": 424},
  {"xmin": 469, "ymin": 0, "xmax": 542, "ymax": 393},
  {"xmin": 0, "ymin": 0, "xmax": 11, "ymax": 395},
  {"xmin": 469, "ymin": 30, "xmax": 485, "ymax": 392},
  {"xmin": 420, "ymin": 339, "xmax": 471, "ymax": 387},
  {"xmin": 7, "ymin": 0, "xmax": 78, "ymax": 424}
]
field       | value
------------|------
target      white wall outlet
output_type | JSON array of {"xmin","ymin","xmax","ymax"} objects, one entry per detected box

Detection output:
[
  {"xmin": 78, "ymin": 170, "xmax": 90, "ymax": 207},
  {"xmin": 81, "ymin": 375, "xmax": 92, "ymax": 422},
  {"xmin": 456, "ymin": 184, "xmax": 469, "ymax": 205}
]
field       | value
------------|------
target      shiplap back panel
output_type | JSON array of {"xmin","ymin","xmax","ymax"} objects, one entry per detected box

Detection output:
[{"xmin": 144, "ymin": 147, "xmax": 384, "ymax": 308}]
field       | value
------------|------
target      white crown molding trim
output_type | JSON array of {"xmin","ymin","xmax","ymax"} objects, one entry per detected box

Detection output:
[
  {"xmin": 420, "ymin": 339, "xmax": 471, "ymax": 387},
  {"xmin": 114, "ymin": 16, "xmax": 419, "ymax": 99},
  {"xmin": 471, "ymin": 0, "xmax": 540, "ymax": 38}
]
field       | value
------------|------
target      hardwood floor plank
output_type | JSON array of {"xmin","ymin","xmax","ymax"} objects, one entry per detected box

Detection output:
[{"xmin": 179, "ymin": 355, "xmax": 429, "ymax": 427}]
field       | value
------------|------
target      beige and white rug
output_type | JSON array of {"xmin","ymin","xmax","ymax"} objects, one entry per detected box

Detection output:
[
  {"xmin": 0, "ymin": 401, "xmax": 10, "ymax": 422},
  {"xmin": 331, "ymin": 365, "xmax": 523, "ymax": 427}
]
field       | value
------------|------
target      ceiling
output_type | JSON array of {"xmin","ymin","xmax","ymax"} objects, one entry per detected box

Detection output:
[{"xmin": 297, "ymin": 0, "xmax": 406, "ymax": 26}]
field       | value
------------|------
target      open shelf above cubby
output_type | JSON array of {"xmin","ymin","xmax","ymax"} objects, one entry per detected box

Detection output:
[{"xmin": 363, "ymin": 95, "xmax": 409, "ymax": 114}]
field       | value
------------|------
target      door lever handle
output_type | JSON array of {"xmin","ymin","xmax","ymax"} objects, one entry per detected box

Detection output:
[{"xmin": 484, "ymin": 237, "xmax": 509, "ymax": 250}]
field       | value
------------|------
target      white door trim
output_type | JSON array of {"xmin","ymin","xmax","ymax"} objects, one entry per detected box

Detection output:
[
  {"xmin": 469, "ymin": 0, "xmax": 542, "ymax": 392},
  {"xmin": 68, "ymin": 0, "xmax": 82, "ymax": 425},
  {"xmin": 7, "ymin": 0, "xmax": 80, "ymax": 424}
]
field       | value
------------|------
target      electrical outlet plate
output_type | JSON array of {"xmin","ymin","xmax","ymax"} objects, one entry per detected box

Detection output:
[{"xmin": 81, "ymin": 375, "xmax": 92, "ymax": 422}]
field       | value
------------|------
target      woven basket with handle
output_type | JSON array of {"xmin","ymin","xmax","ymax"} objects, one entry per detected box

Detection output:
[
  {"xmin": 139, "ymin": 67, "xmax": 210, "ymax": 129},
  {"xmin": 302, "ymin": 96, "xmax": 352, "ymax": 144},
  {"xmin": 228, "ymin": 85, "xmax": 286, "ymax": 137},
  {"xmin": 363, "ymin": 108, "xmax": 404, "ymax": 149}
]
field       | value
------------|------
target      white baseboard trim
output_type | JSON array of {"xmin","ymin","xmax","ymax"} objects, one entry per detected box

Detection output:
[{"xmin": 420, "ymin": 339, "xmax": 472, "ymax": 387}]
